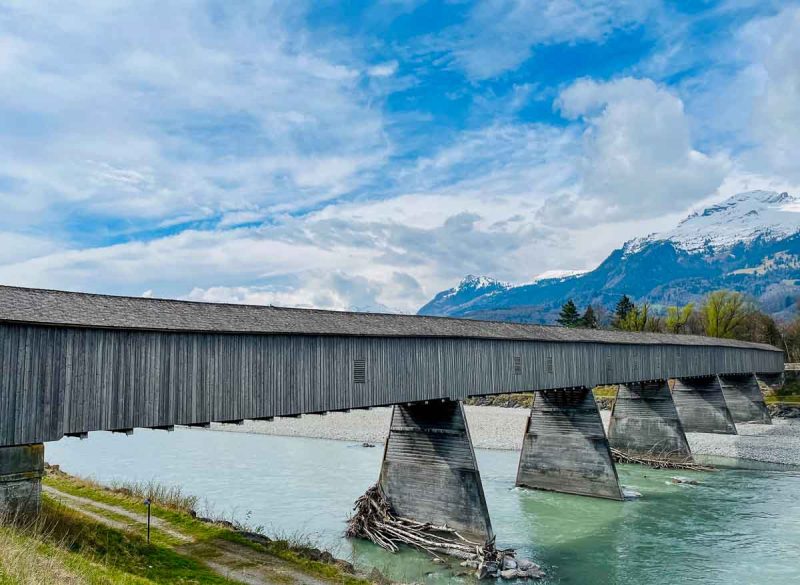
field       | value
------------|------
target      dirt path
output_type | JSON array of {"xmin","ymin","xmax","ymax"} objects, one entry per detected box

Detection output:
[
  {"xmin": 43, "ymin": 486, "xmax": 191, "ymax": 542},
  {"xmin": 179, "ymin": 539, "xmax": 332, "ymax": 585},
  {"xmin": 43, "ymin": 485, "xmax": 333, "ymax": 585}
]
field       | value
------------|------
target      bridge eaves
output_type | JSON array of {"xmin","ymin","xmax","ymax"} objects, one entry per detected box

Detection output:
[{"xmin": 0, "ymin": 285, "xmax": 782, "ymax": 352}]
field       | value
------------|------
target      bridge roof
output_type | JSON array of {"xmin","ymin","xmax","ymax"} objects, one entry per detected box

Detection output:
[{"xmin": 0, "ymin": 285, "xmax": 781, "ymax": 351}]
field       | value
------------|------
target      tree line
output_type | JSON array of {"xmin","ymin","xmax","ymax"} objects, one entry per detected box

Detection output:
[{"xmin": 556, "ymin": 290, "xmax": 795, "ymax": 355}]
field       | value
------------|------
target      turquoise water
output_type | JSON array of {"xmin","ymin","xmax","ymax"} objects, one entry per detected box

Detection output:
[{"xmin": 46, "ymin": 429, "xmax": 800, "ymax": 585}]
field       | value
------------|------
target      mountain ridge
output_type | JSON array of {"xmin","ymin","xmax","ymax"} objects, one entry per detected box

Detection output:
[{"xmin": 418, "ymin": 190, "xmax": 800, "ymax": 323}]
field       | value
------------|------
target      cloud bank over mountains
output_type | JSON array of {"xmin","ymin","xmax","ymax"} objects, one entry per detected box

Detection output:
[{"xmin": 0, "ymin": 1, "xmax": 799, "ymax": 312}]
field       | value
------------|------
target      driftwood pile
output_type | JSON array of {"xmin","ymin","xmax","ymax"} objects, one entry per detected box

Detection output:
[
  {"xmin": 346, "ymin": 485, "xmax": 543, "ymax": 580},
  {"xmin": 611, "ymin": 448, "xmax": 715, "ymax": 472}
]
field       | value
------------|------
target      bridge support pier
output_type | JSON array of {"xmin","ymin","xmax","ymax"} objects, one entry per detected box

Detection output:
[
  {"xmin": 0, "ymin": 444, "xmax": 44, "ymax": 519},
  {"xmin": 378, "ymin": 400, "xmax": 492, "ymax": 541},
  {"xmin": 719, "ymin": 374, "xmax": 772, "ymax": 424},
  {"xmin": 607, "ymin": 381, "xmax": 692, "ymax": 461},
  {"xmin": 516, "ymin": 388, "xmax": 623, "ymax": 500},
  {"xmin": 672, "ymin": 376, "xmax": 737, "ymax": 434}
]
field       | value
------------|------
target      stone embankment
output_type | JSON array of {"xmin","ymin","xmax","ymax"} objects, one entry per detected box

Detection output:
[{"xmin": 207, "ymin": 405, "xmax": 800, "ymax": 467}]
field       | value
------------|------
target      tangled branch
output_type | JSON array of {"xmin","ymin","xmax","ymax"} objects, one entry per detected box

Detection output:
[
  {"xmin": 611, "ymin": 448, "xmax": 715, "ymax": 471},
  {"xmin": 346, "ymin": 485, "xmax": 543, "ymax": 579}
]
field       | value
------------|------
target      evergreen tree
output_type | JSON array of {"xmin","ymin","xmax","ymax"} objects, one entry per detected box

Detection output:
[
  {"xmin": 581, "ymin": 305, "xmax": 598, "ymax": 329},
  {"xmin": 557, "ymin": 299, "xmax": 581, "ymax": 327},
  {"xmin": 617, "ymin": 302, "xmax": 662, "ymax": 332},
  {"xmin": 614, "ymin": 295, "xmax": 635, "ymax": 322}
]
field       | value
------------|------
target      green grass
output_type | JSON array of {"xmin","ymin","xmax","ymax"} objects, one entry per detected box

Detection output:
[
  {"xmin": 592, "ymin": 386, "xmax": 617, "ymax": 398},
  {"xmin": 44, "ymin": 474, "xmax": 223, "ymax": 541},
  {"xmin": 765, "ymin": 394, "xmax": 800, "ymax": 404},
  {"xmin": 762, "ymin": 377, "xmax": 800, "ymax": 405},
  {"xmin": 465, "ymin": 393, "xmax": 534, "ymax": 407},
  {"xmin": 43, "ymin": 472, "xmax": 372, "ymax": 585},
  {"xmin": 43, "ymin": 498, "xmax": 240, "ymax": 584},
  {"xmin": 1, "ymin": 498, "xmax": 235, "ymax": 585},
  {"xmin": 105, "ymin": 480, "xmax": 199, "ymax": 513}
]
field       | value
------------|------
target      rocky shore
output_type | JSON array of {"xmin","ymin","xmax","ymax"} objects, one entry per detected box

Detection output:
[{"xmin": 208, "ymin": 405, "xmax": 800, "ymax": 467}]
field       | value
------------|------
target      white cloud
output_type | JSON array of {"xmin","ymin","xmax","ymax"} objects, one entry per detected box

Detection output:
[
  {"xmin": 0, "ymin": 1, "xmax": 388, "ymax": 228},
  {"xmin": 0, "ymin": 112, "xmax": 687, "ymax": 311},
  {"xmin": 4, "ymin": 2, "xmax": 796, "ymax": 315},
  {"xmin": 539, "ymin": 77, "xmax": 729, "ymax": 226},
  {"xmin": 0, "ymin": 232, "xmax": 59, "ymax": 265},
  {"xmin": 738, "ymin": 5, "xmax": 800, "ymax": 181},
  {"xmin": 433, "ymin": 0, "xmax": 658, "ymax": 79},
  {"xmin": 184, "ymin": 270, "xmax": 421, "ymax": 313},
  {"xmin": 367, "ymin": 61, "xmax": 399, "ymax": 77}
]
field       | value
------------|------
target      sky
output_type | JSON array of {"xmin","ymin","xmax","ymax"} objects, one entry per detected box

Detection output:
[{"xmin": 1, "ymin": 0, "xmax": 799, "ymax": 313}]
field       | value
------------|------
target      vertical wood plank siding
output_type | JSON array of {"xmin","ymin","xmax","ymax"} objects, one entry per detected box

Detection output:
[{"xmin": 0, "ymin": 323, "xmax": 784, "ymax": 447}]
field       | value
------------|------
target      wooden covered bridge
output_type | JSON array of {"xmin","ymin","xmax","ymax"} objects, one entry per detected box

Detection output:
[{"xmin": 0, "ymin": 286, "xmax": 785, "ymax": 537}]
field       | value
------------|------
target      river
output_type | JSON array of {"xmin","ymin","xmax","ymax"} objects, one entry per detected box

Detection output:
[{"xmin": 45, "ymin": 428, "xmax": 800, "ymax": 585}]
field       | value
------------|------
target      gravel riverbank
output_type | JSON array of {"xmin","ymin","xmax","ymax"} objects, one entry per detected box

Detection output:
[{"xmin": 208, "ymin": 406, "xmax": 800, "ymax": 466}]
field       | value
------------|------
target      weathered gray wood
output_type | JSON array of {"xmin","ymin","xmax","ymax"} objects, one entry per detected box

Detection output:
[
  {"xmin": 378, "ymin": 401, "xmax": 492, "ymax": 540},
  {"xmin": 608, "ymin": 381, "xmax": 693, "ymax": 461},
  {"xmin": 672, "ymin": 377, "xmax": 737, "ymax": 434},
  {"xmin": 719, "ymin": 374, "xmax": 772, "ymax": 424},
  {"xmin": 0, "ymin": 321, "xmax": 785, "ymax": 447},
  {"xmin": 0, "ymin": 280, "xmax": 786, "ymax": 450},
  {"xmin": 516, "ymin": 388, "xmax": 623, "ymax": 500}
]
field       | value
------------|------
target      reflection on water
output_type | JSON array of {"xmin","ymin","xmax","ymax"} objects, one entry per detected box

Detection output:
[{"xmin": 46, "ymin": 429, "xmax": 800, "ymax": 585}]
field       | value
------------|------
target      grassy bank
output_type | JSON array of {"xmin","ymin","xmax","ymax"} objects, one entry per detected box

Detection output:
[
  {"xmin": 765, "ymin": 373, "xmax": 800, "ymax": 405},
  {"xmin": 465, "ymin": 386, "xmax": 618, "ymax": 409},
  {"xmin": 0, "ymin": 469, "xmax": 375, "ymax": 585},
  {"xmin": 1, "ymin": 497, "xmax": 236, "ymax": 585},
  {"xmin": 466, "ymin": 383, "xmax": 800, "ymax": 409}
]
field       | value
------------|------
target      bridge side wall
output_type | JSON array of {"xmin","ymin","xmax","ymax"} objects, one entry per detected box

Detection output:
[{"xmin": 0, "ymin": 323, "xmax": 784, "ymax": 447}]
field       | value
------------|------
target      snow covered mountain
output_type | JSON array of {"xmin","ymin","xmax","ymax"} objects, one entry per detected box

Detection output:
[
  {"xmin": 419, "ymin": 190, "xmax": 800, "ymax": 322},
  {"xmin": 625, "ymin": 190, "xmax": 800, "ymax": 256}
]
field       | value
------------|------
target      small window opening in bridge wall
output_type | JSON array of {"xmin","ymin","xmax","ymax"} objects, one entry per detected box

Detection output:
[
  {"xmin": 545, "ymin": 355, "xmax": 554, "ymax": 374},
  {"xmin": 513, "ymin": 356, "xmax": 522, "ymax": 375},
  {"xmin": 353, "ymin": 358, "xmax": 366, "ymax": 384}
]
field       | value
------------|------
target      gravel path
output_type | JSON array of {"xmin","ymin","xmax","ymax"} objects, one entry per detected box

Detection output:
[{"xmin": 207, "ymin": 407, "xmax": 800, "ymax": 466}]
